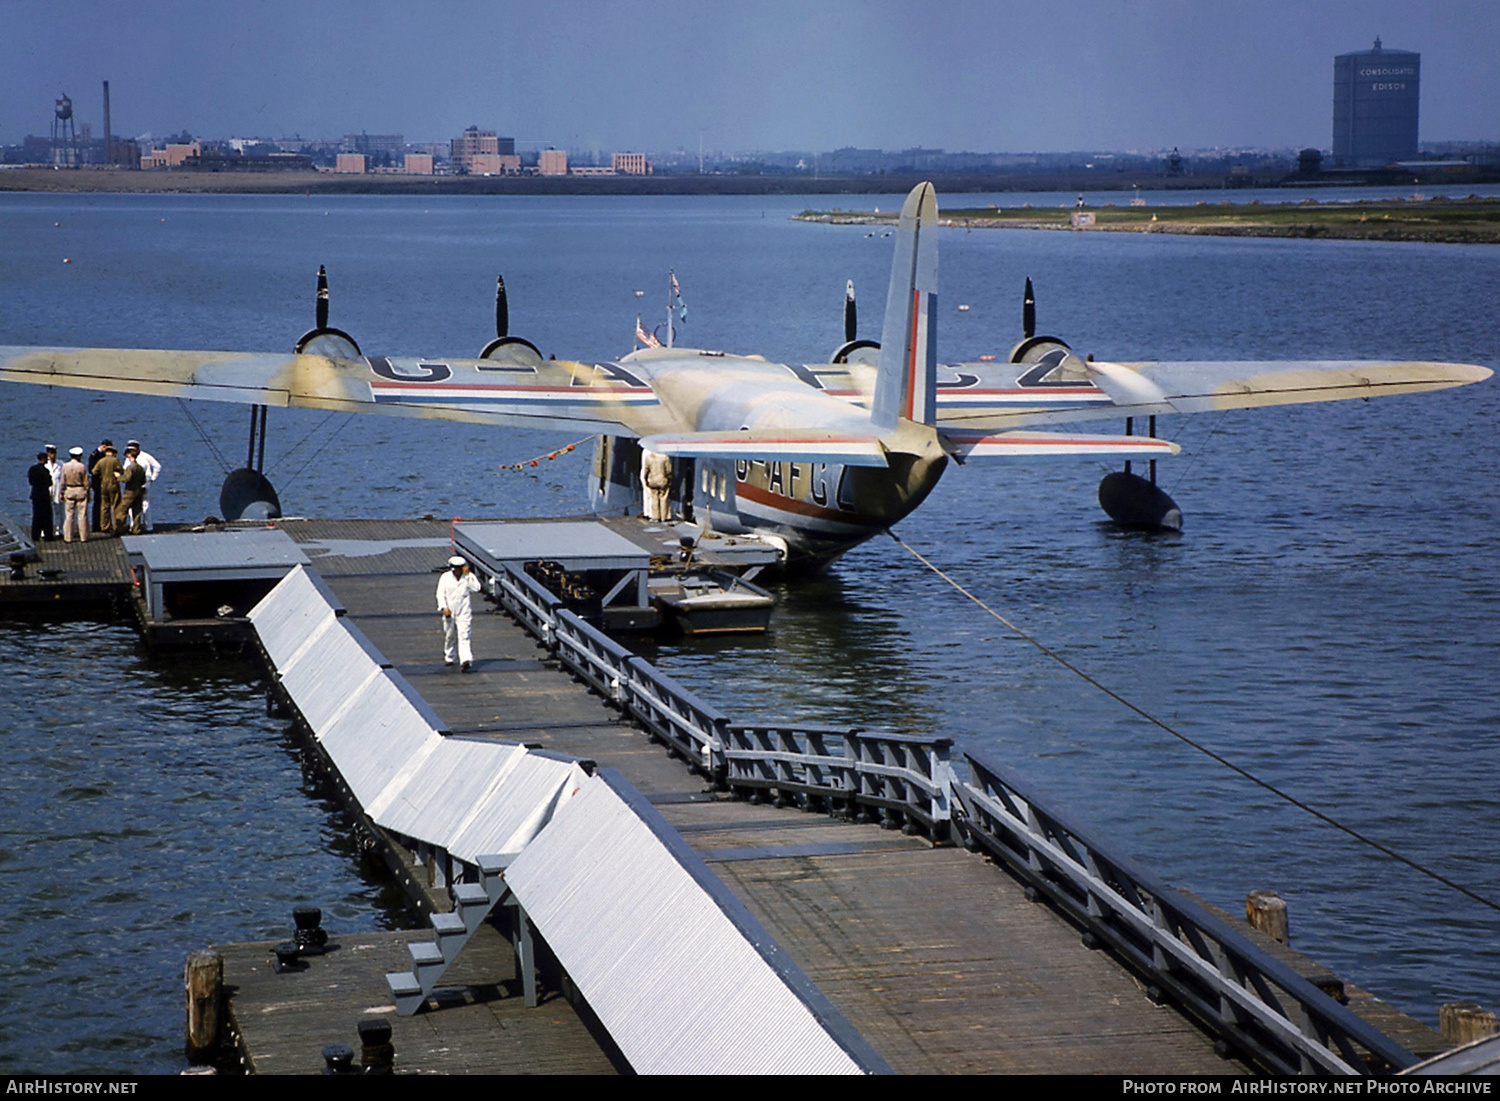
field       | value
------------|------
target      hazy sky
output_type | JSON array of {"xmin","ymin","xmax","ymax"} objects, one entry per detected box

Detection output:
[{"xmin": 2, "ymin": 0, "xmax": 1496, "ymax": 152}]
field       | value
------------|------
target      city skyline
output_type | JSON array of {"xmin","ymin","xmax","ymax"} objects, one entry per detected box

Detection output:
[{"xmin": 2, "ymin": 0, "xmax": 1496, "ymax": 153}]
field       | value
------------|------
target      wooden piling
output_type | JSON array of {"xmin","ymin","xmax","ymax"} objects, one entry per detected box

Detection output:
[
  {"xmin": 1246, "ymin": 889, "xmax": 1289, "ymax": 945},
  {"xmin": 184, "ymin": 948, "xmax": 224, "ymax": 1062},
  {"xmin": 1440, "ymin": 1001, "xmax": 1499, "ymax": 1047}
]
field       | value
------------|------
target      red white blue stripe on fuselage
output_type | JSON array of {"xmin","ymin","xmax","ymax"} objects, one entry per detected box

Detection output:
[{"xmin": 698, "ymin": 457, "xmax": 894, "ymax": 563}]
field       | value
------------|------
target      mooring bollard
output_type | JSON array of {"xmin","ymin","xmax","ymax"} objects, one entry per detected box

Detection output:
[
  {"xmin": 322, "ymin": 1043, "xmax": 356, "ymax": 1075},
  {"xmin": 1440, "ymin": 1001, "xmax": 1499, "ymax": 1047},
  {"xmin": 293, "ymin": 905, "xmax": 329, "ymax": 955},
  {"xmin": 358, "ymin": 1017, "xmax": 395, "ymax": 1074},
  {"xmin": 272, "ymin": 941, "xmax": 302, "ymax": 973},
  {"xmin": 184, "ymin": 948, "xmax": 223, "ymax": 1063},
  {"xmin": 1245, "ymin": 888, "xmax": 1289, "ymax": 945}
]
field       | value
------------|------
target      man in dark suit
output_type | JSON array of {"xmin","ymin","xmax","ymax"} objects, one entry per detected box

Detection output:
[{"xmin": 28, "ymin": 451, "xmax": 55, "ymax": 542}]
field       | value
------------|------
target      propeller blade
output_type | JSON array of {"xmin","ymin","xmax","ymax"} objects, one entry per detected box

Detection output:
[
  {"xmin": 315, "ymin": 264, "xmax": 329, "ymax": 330},
  {"xmin": 495, "ymin": 274, "xmax": 509, "ymax": 338},
  {"xmin": 844, "ymin": 280, "xmax": 857, "ymax": 343},
  {"xmin": 1023, "ymin": 277, "xmax": 1035, "ymax": 340}
]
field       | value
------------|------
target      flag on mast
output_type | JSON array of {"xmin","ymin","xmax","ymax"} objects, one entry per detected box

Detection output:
[{"xmin": 635, "ymin": 315, "xmax": 661, "ymax": 349}]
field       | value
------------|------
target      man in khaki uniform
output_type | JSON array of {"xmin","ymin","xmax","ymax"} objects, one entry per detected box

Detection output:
[
  {"xmin": 91, "ymin": 446, "xmax": 122, "ymax": 535},
  {"xmin": 640, "ymin": 449, "xmax": 673, "ymax": 521},
  {"xmin": 118, "ymin": 444, "xmax": 148, "ymax": 535},
  {"xmin": 61, "ymin": 447, "xmax": 89, "ymax": 542}
]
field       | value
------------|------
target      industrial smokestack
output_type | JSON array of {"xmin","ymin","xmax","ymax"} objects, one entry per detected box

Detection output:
[{"xmin": 102, "ymin": 80, "xmax": 111, "ymax": 164}]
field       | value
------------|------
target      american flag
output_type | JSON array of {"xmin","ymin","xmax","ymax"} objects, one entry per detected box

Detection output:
[
  {"xmin": 670, "ymin": 270, "xmax": 687, "ymax": 323},
  {"xmin": 636, "ymin": 315, "xmax": 661, "ymax": 348}
]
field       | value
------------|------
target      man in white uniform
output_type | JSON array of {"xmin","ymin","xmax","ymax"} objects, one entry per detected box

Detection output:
[
  {"xmin": 126, "ymin": 440, "xmax": 161, "ymax": 531},
  {"xmin": 44, "ymin": 445, "xmax": 63, "ymax": 536},
  {"xmin": 436, "ymin": 555, "xmax": 481, "ymax": 672}
]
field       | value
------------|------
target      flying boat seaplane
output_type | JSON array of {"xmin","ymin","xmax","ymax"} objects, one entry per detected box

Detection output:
[{"xmin": 0, "ymin": 183, "xmax": 1490, "ymax": 568}]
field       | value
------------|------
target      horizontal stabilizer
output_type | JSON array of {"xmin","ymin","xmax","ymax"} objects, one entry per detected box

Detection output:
[
  {"xmin": 638, "ymin": 430, "xmax": 889, "ymax": 467},
  {"xmin": 940, "ymin": 429, "xmax": 1180, "ymax": 461}
]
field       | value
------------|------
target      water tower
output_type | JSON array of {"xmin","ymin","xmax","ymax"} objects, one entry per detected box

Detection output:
[{"xmin": 52, "ymin": 93, "xmax": 79, "ymax": 166}]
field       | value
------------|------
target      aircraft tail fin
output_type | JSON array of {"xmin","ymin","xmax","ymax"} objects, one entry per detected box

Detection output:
[{"xmin": 872, "ymin": 182, "xmax": 939, "ymax": 431}]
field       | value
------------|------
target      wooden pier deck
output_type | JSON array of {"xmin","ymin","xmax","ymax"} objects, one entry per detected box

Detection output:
[
  {"xmin": 1, "ymin": 519, "xmax": 1447, "ymax": 1074},
  {"xmin": 0, "ymin": 532, "xmax": 132, "ymax": 613},
  {"xmin": 219, "ymin": 926, "xmax": 618, "ymax": 1075}
]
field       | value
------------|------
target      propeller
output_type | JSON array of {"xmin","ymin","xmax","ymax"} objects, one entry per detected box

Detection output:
[
  {"xmin": 1006, "ymin": 276, "xmax": 1070, "ymax": 365},
  {"xmin": 831, "ymin": 279, "xmax": 880, "ymax": 365},
  {"xmin": 479, "ymin": 273, "xmax": 542, "ymax": 364},
  {"xmin": 295, "ymin": 263, "xmax": 361, "ymax": 358},
  {"xmin": 315, "ymin": 264, "xmax": 330, "ymax": 330}
]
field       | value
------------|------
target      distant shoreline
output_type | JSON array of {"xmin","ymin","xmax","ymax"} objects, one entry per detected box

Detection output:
[
  {"xmin": 796, "ymin": 198, "xmax": 1500, "ymax": 245},
  {"xmin": 3, "ymin": 165, "xmax": 1494, "ymax": 200}
]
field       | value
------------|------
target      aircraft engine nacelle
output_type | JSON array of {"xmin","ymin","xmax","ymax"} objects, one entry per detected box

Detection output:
[
  {"xmin": 479, "ymin": 274, "xmax": 544, "ymax": 365},
  {"xmin": 1007, "ymin": 335, "xmax": 1072, "ymax": 364},
  {"xmin": 1008, "ymin": 277, "xmax": 1075, "ymax": 368},
  {"xmin": 831, "ymin": 279, "xmax": 880, "ymax": 364},
  {"xmin": 479, "ymin": 335, "xmax": 544, "ymax": 367},
  {"xmin": 295, "ymin": 265, "xmax": 362, "ymax": 359},
  {"xmin": 831, "ymin": 338, "xmax": 880, "ymax": 365}
]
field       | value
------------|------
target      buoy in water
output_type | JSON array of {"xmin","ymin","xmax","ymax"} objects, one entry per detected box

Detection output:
[{"xmin": 1098, "ymin": 471, "xmax": 1182, "ymax": 531}]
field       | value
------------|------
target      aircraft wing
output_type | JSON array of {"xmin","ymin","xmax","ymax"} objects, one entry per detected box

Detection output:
[
  {"xmin": 0, "ymin": 346, "xmax": 680, "ymax": 436},
  {"xmin": 934, "ymin": 359, "xmax": 1493, "ymax": 431}
]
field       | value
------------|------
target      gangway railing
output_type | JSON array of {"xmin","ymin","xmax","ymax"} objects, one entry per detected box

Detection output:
[
  {"xmin": 489, "ymin": 559, "xmax": 1420, "ymax": 1075},
  {"xmin": 724, "ymin": 724, "xmax": 955, "ymax": 839},
  {"xmin": 494, "ymin": 563, "xmax": 943, "ymax": 834},
  {"xmin": 954, "ymin": 752, "xmax": 1418, "ymax": 1076}
]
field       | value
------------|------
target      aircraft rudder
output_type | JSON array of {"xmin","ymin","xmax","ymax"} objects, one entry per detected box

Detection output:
[{"xmin": 873, "ymin": 182, "xmax": 938, "ymax": 430}]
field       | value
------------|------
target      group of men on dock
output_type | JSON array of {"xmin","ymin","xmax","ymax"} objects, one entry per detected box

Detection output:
[{"xmin": 26, "ymin": 438, "xmax": 161, "ymax": 543}]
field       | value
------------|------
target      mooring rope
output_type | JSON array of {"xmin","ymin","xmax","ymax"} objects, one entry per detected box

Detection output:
[{"xmin": 887, "ymin": 528, "xmax": 1500, "ymax": 916}]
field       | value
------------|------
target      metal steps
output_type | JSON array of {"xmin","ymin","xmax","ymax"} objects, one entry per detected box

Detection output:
[{"xmin": 385, "ymin": 854, "xmax": 535, "ymax": 1016}]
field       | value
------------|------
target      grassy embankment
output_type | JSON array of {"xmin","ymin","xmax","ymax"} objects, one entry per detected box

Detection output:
[{"xmin": 797, "ymin": 197, "xmax": 1500, "ymax": 244}]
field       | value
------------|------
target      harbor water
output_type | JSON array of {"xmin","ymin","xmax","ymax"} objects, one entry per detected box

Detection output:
[{"xmin": 1, "ymin": 188, "xmax": 1497, "ymax": 1072}]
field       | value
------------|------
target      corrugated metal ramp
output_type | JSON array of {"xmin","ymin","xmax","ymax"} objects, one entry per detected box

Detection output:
[{"xmin": 506, "ymin": 769, "xmax": 884, "ymax": 1074}]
